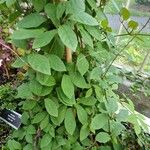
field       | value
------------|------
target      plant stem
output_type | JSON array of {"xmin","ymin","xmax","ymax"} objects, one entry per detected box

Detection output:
[
  {"xmin": 102, "ymin": 17, "xmax": 150, "ymax": 78},
  {"xmin": 66, "ymin": 47, "xmax": 72, "ymax": 63}
]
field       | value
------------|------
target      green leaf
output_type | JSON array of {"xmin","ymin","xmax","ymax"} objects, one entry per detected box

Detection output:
[
  {"xmin": 76, "ymin": 104, "xmax": 88, "ymax": 125},
  {"xmin": 70, "ymin": 72, "xmax": 90, "ymax": 89},
  {"xmin": 36, "ymin": 72, "xmax": 56, "ymax": 87},
  {"xmin": 17, "ymin": 13, "xmax": 46, "ymax": 28},
  {"xmin": 58, "ymin": 24, "xmax": 78, "ymax": 51},
  {"xmin": 78, "ymin": 96, "xmax": 97, "ymax": 106},
  {"xmin": 70, "ymin": 0, "xmax": 85, "ymax": 13},
  {"xmin": 51, "ymin": 105, "xmax": 67, "ymax": 125},
  {"xmin": 71, "ymin": 12, "xmax": 98, "ymax": 26},
  {"xmin": 101, "ymin": 19, "xmax": 108, "ymax": 28},
  {"xmin": 23, "ymin": 100, "xmax": 36, "ymax": 110},
  {"xmin": 85, "ymin": 88, "xmax": 93, "ymax": 98},
  {"xmin": 29, "ymin": 80, "xmax": 53, "ymax": 96},
  {"xmin": 47, "ymin": 54, "xmax": 66, "ymax": 72},
  {"xmin": 6, "ymin": 0, "xmax": 16, "ymax": 7},
  {"xmin": 28, "ymin": 53, "xmax": 51, "ymax": 75},
  {"xmin": 50, "ymin": 36, "xmax": 65, "ymax": 58},
  {"xmin": 128, "ymin": 20, "xmax": 138, "ymax": 30},
  {"xmin": 77, "ymin": 53, "xmax": 89, "ymax": 76},
  {"xmin": 84, "ymin": 26, "xmax": 101, "ymax": 41},
  {"xmin": 78, "ymin": 26, "xmax": 93, "ymax": 47},
  {"xmin": 25, "ymin": 134, "xmax": 33, "ymax": 143},
  {"xmin": 64, "ymin": 108, "xmax": 76, "ymax": 135},
  {"xmin": 61, "ymin": 74, "xmax": 74, "ymax": 99},
  {"xmin": 105, "ymin": 98, "xmax": 118, "ymax": 113},
  {"xmin": 32, "ymin": 112, "xmax": 47, "ymax": 124},
  {"xmin": 8, "ymin": 140, "xmax": 22, "ymax": 150},
  {"xmin": 44, "ymin": 98, "xmax": 58, "ymax": 117},
  {"xmin": 120, "ymin": 7, "xmax": 130, "ymax": 20},
  {"xmin": 90, "ymin": 67, "xmax": 102, "ymax": 80},
  {"xmin": 80, "ymin": 124, "xmax": 89, "ymax": 141},
  {"xmin": 23, "ymin": 144, "xmax": 33, "ymax": 150},
  {"xmin": 11, "ymin": 29, "xmax": 44, "ymax": 40},
  {"xmin": 91, "ymin": 114, "xmax": 108, "ymax": 130},
  {"xmin": 17, "ymin": 83, "xmax": 33, "ymax": 99},
  {"xmin": 11, "ymin": 57, "xmax": 27, "ymax": 68},
  {"xmin": 57, "ymin": 88, "xmax": 75, "ymax": 106},
  {"xmin": 96, "ymin": 132, "xmax": 111, "ymax": 143},
  {"xmin": 116, "ymin": 109, "xmax": 129, "ymax": 122},
  {"xmin": 45, "ymin": 3, "xmax": 59, "ymax": 27},
  {"xmin": 32, "ymin": 0, "xmax": 46, "ymax": 12},
  {"xmin": 40, "ymin": 134, "xmax": 52, "ymax": 148},
  {"xmin": 33, "ymin": 30, "xmax": 57, "ymax": 48},
  {"xmin": 26, "ymin": 125, "xmax": 36, "ymax": 135},
  {"xmin": 40, "ymin": 115, "xmax": 49, "ymax": 130},
  {"xmin": 56, "ymin": 2, "xmax": 66, "ymax": 19}
]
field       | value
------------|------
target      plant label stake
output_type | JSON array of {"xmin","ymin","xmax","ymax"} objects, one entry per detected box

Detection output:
[{"xmin": 0, "ymin": 109, "xmax": 22, "ymax": 130}]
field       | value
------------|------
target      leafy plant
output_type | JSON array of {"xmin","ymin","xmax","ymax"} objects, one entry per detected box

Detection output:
[{"xmin": 0, "ymin": 0, "xmax": 149, "ymax": 150}]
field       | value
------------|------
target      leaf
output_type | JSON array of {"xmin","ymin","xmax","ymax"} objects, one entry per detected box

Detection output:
[
  {"xmin": 23, "ymin": 144, "xmax": 33, "ymax": 150},
  {"xmin": 84, "ymin": 26, "xmax": 101, "ymax": 41},
  {"xmin": 26, "ymin": 125, "xmax": 36, "ymax": 135},
  {"xmin": 36, "ymin": 72, "xmax": 56, "ymax": 87},
  {"xmin": 70, "ymin": 72, "xmax": 90, "ymax": 89},
  {"xmin": 91, "ymin": 114, "xmax": 108, "ymax": 130},
  {"xmin": 96, "ymin": 132, "xmax": 111, "ymax": 143},
  {"xmin": 11, "ymin": 57, "xmax": 27, "ymax": 68},
  {"xmin": 61, "ymin": 74, "xmax": 74, "ymax": 99},
  {"xmin": 16, "ymin": 83, "xmax": 33, "ymax": 99},
  {"xmin": 32, "ymin": 112, "xmax": 47, "ymax": 124},
  {"xmin": 51, "ymin": 105, "xmax": 67, "ymax": 125},
  {"xmin": 70, "ymin": 0, "xmax": 85, "ymax": 13},
  {"xmin": 76, "ymin": 104, "xmax": 88, "ymax": 125},
  {"xmin": 17, "ymin": 13, "xmax": 46, "ymax": 28},
  {"xmin": 78, "ymin": 96, "xmax": 97, "ymax": 106},
  {"xmin": 5, "ymin": 0, "xmax": 16, "ymax": 7},
  {"xmin": 8, "ymin": 140, "xmax": 22, "ymax": 150},
  {"xmin": 71, "ymin": 12, "xmax": 98, "ymax": 26},
  {"xmin": 45, "ymin": 3, "xmax": 59, "ymax": 27},
  {"xmin": 120, "ymin": 7, "xmax": 130, "ymax": 20},
  {"xmin": 101, "ymin": 19, "xmax": 108, "ymax": 28},
  {"xmin": 105, "ymin": 98, "xmax": 118, "ymax": 113},
  {"xmin": 57, "ymin": 88, "xmax": 75, "ymax": 106},
  {"xmin": 23, "ymin": 100, "xmax": 36, "ymax": 110},
  {"xmin": 85, "ymin": 88, "xmax": 93, "ymax": 98},
  {"xmin": 128, "ymin": 20, "xmax": 138, "ymax": 30},
  {"xmin": 32, "ymin": 0, "xmax": 46, "ymax": 12},
  {"xmin": 28, "ymin": 53, "xmax": 51, "ymax": 75},
  {"xmin": 47, "ymin": 54, "xmax": 66, "ymax": 72},
  {"xmin": 116, "ymin": 109, "xmax": 129, "ymax": 122},
  {"xmin": 44, "ymin": 98, "xmax": 58, "ymax": 117},
  {"xmin": 11, "ymin": 29, "xmax": 44, "ymax": 40},
  {"xmin": 80, "ymin": 124, "xmax": 89, "ymax": 141},
  {"xmin": 40, "ymin": 115, "xmax": 49, "ymax": 130},
  {"xmin": 56, "ymin": 2, "xmax": 66, "ymax": 19},
  {"xmin": 78, "ymin": 26, "xmax": 93, "ymax": 47},
  {"xmin": 77, "ymin": 54, "xmax": 89, "ymax": 76},
  {"xmin": 29, "ymin": 80, "xmax": 53, "ymax": 96},
  {"xmin": 33, "ymin": 30, "xmax": 57, "ymax": 48},
  {"xmin": 40, "ymin": 134, "xmax": 52, "ymax": 148},
  {"xmin": 58, "ymin": 24, "xmax": 78, "ymax": 51},
  {"xmin": 90, "ymin": 67, "xmax": 102, "ymax": 80},
  {"xmin": 64, "ymin": 108, "xmax": 76, "ymax": 135}
]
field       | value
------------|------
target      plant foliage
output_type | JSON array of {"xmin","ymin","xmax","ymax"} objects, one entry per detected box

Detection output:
[{"xmin": 0, "ymin": 0, "xmax": 149, "ymax": 150}]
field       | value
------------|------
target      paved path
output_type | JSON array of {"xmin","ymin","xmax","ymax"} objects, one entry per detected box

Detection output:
[{"xmin": 107, "ymin": 14, "xmax": 150, "ymax": 33}]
